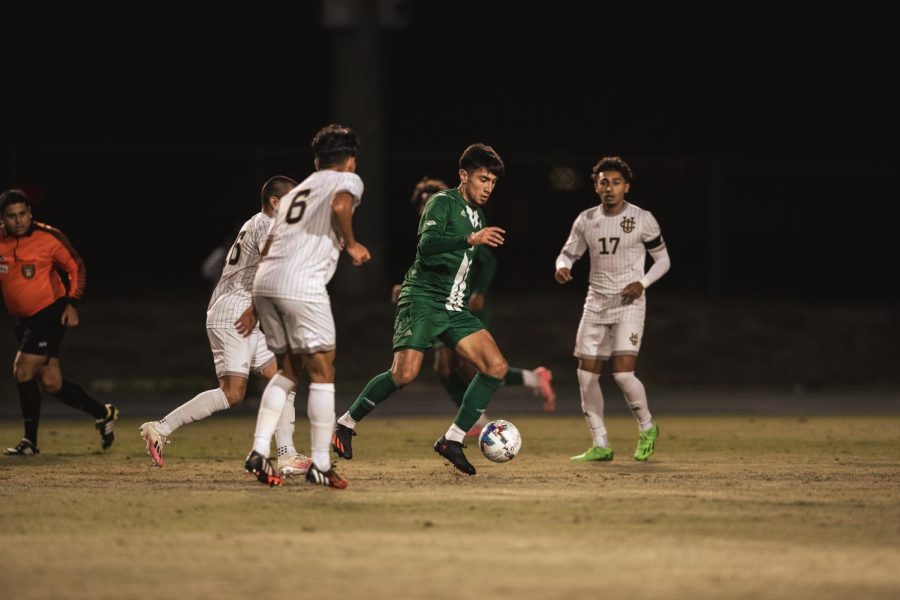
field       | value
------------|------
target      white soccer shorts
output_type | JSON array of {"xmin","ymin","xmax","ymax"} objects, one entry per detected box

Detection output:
[
  {"xmin": 207, "ymin": 326, "xmax": 275, "ymax": 379},
  {"xmin": 573, "ymin": 316, "xmax": 645, "ymax": 360},
  {"xmin": 254, "ymin": 295, "xmax": 336, "ymax": 355}
]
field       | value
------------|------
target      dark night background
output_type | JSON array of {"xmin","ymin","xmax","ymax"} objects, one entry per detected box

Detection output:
[{"xmin": 1, "ymin": 1, "xmax": 898, "ymax": 397}]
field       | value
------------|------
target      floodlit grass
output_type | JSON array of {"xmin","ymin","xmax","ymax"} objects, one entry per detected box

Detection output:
[{"xmin": 1, "ymin": 414, "xmax": 899, "ymax": 600}]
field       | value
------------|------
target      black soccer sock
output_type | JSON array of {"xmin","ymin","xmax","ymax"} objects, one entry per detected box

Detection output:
[
  {"xmin": 504, "ymin": 367, "xmax": 525, "ymax": 386},
  {"xmin": 52, "ymin": 380, "xmax": 107, "ymax": 419},
  {"xmin": 454, "ymin": 372, "xmax": 504, "ymax": 431},
  {"xmin": 17, "ymin": 379, "xmax": 42, "ymax": 445}
]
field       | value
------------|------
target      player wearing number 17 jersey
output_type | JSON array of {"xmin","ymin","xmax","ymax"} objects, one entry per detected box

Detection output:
[
  {"xmin": 237, "ymin": 123, "xmax": 371, "ymax": 488},
  {"xmin": 555, "ymin": 156, "xmax": 671, "ymax": 463}
]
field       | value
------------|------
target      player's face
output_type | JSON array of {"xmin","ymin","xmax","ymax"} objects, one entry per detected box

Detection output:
[
  {"xmin": 458, "ymin": 167, "xmax": 498, "ymax": 206},
  {"xmin": 594, "ymin": 170, "xmax": 630, "ymax": 210},
  {"xmin": 2, "ymin": 202, "xmax": 32, "ymax": 236}
]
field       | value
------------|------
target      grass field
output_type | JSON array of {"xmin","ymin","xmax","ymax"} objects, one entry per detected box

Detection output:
[{"xmin": 2, "ymin": 414, "xmax": 899, "ymax": 599}]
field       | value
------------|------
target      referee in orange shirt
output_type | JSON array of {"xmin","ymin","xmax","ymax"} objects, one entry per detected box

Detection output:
[{"xmin": 0, "ymin": 189, "xmax": 118, "ymax": 456}]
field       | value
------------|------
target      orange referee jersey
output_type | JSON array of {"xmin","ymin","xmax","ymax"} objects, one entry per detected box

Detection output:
[{"xmin": 0, "ymin": 221, "xmax": 86, "ymax": 318}]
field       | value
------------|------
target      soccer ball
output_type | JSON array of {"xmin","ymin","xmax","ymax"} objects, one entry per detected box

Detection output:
[{"xmin": 478, "ymin": 419, "xmax": 522, "ymax": 463}]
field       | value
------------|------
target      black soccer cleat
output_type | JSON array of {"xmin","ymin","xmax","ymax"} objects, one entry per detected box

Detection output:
[
  {"xmin": 434, "ymin": 436, "xmax": 476, "ymax": 476},
  {"xmin": 244, "ymin": 450, "xmax": 283, "ymax": 487},
  {"xmin": 305, "ymin": 464, "xmax": 348, "ymax": 489},
  {"xmin": 95, "ymin": 404, "xmax": 119, "ymax": 450},
  {"xmin": 331, "ymin": 423, "xmax": 356, "ymax": 459},
  {"xmin": 3, "ymin": 438, "xmax": 39, "ymax": 457}
]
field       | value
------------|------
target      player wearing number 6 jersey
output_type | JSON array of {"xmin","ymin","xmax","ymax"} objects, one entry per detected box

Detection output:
[
  {"xmin": 140, "ymin": 176, "xmax": 310, "ymax": 477},
  {"xmin": 555, "ymin": 156, "xmax": 671, "ymax": 463},
  {"xmin": 237, "ymin": 123, "xmax": 371, "ymax": 488}
]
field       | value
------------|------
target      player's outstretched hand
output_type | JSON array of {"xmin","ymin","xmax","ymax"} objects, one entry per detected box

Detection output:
[{"xmin": 467, "ymin": 226, "xmax": 505, "ymax": 248}]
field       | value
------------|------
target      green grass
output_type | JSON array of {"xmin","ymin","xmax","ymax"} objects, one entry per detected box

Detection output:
[{"xmin": 2, "ymin": 414, "xmax": 900, "ymax": 599}]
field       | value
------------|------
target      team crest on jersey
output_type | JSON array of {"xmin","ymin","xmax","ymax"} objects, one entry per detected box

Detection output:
[
  {"xmin": 21, "ymin": 264, "xmax": 35, "ymax": 279},
  {"xmin": 630, "ymin": 332, "xmax": 639, "ymax": 346},
  {"xmin": 0, "ymin": 254, "xmax": 6, "ymax": 262},
  {"xmin": 424, "ymin": 220, "xmax": 436, "ymax": 228},
  {"xmin": 0, "ymin": 265, "xmax": 7, "ymax": 274},
  {"xmin": 620, "ymin": 217, "xmax": 636, "ymax": 233}
]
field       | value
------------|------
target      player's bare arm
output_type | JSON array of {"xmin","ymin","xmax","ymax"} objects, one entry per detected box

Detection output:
[
  {"xmin": 466, "ymin": 226, "xmax": 505, "ymax": 248},
  {"xmin": 555, "ymin": 267, "xmax": 573, "ymax": 284},
  {"xmin": 332, "ymin": 191, "xmax": 371, "ymax": 266}
]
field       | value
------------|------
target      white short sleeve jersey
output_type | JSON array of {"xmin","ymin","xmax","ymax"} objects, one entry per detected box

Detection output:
[
  {"xmin": 557, "ymin": 203, "xmax": 665, "ymax": 313},
  {"xmin": 206, "ymin": 211, "xmax": 271, "ymax": 329},
  {"xmin": 253, "ymin": 170, "xmax": 364, "ymax": 301}
]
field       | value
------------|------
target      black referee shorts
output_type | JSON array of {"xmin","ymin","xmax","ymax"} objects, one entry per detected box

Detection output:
[{"xmin": 14, "ymin": 298, "xmax": 67, "ymax": 358}]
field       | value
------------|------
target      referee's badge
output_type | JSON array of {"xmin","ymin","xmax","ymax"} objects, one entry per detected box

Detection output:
[{"xmin": 21, "ymin": 264, "xmax": 35, "ymax": 279}]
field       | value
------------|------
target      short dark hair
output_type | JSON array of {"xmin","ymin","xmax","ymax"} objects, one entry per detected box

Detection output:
[
  {"xmin": 459, "ymin": 143, "xmax": 505, "ymax": 177},
  {"xmin": 311, "ymin": 124, "xmax": 360, "ymax": 168},
  {"xmin": 591, "ymin": 156, "xmax": 633, "ymax": 183},
  {"xmin": 409, "ymin": 177, "xmax": 448, "ymax": 209},
  {"xmin": 260, "ymin": 175, "xmax": 297, "ymax": 208},
  {"xmin": 0, "ymin": 189, "xmax": 30, "ymax": 213}
]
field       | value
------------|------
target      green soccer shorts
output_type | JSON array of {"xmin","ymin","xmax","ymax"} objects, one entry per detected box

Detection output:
[{"xmin": 392, "ymin": 300, "xmax": 486, "ymax": 352}]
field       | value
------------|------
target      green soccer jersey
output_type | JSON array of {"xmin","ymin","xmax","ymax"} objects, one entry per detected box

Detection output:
[{"xmin": 398, "ymin": 188, "xmax": 485, "ymax": 310}]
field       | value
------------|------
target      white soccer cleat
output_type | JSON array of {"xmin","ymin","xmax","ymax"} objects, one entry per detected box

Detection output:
[
  {"xmin": 277, "ymin": 453, "xmax": 313, "ymax": 477},
  {"xmin": 139, "ymin": 422, "xmax": 169, "ymax": 467}
]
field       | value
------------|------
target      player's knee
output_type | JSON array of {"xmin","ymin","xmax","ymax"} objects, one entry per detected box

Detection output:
[
  {"xmin": 38, "ymin": 372, "xmax": 62, "ymax": 394},
  {"xmin": 484, "ymin": 356, "xmax": 508, "ymax": 380},
  {"xmin": 612, "ymin": 371, "xmax": 640, "ymax": 390},
  {"xmin": 391, "ymin": 364, "xmax": 419, "ymax": 386}
]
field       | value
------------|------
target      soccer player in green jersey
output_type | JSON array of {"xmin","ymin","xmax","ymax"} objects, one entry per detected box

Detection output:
[
  {"xmin": 395, "ymin": 178, "xmax": 557, "ymax": 437},
  {"xmin": 334, "ymin": 144, "xmax": 509, "ymax": 475}
]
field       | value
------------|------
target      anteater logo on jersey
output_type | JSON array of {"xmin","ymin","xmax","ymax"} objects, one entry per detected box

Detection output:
[
  {"xmin": 620, "ymin": 217, "xmax": 636, "ymax": 233},
  {"xmin": 630, "ymin": 332, "xmax": 639, "ymax": 346},
  {"xmin": 21, "ymin": 264, "xmax": 35, "ymax": 279}
]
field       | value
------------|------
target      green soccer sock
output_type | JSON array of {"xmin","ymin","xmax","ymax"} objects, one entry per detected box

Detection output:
[
  {"xmin": 504, "ymin": 367, "xmax": 524, "ymax": 386},
  {"xmin": 348, "ymin": 371, "xmax": 401, "ymax": 422},
  {"xmin": 439, "ymin": 371, "xmax": 469, "ymax": 408},
  {"xmin": 454, "ymin": 372, "xmax": 504, "ymax": 431}
]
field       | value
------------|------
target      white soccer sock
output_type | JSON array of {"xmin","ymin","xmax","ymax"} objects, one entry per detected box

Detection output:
[
  {"xmin": 577, "ymin": 369, "xmax": 609, "ymax": 447},
  {"xmin": 307, "ymin": 382, "xmax": 335, "ymax": 471},
  {"xmin": 613, "ymin": 371, "xmax": 653, "ymax": 430},
  {"xmin": 156, "ymin": 388, "xmax": 229, "ymax": 437},
  {"xmin": 336, "ymin": 412, "xmax": 357, "ymax": 429},
  {"xmin": 275, "ymin": 391, "xmax": 298, "ymax": 458},
  {"xmin": 521, "ymin": 369, "xmax": 538, "ymax": 387},
  {"xmin": 445, "ymin": 423, "xmax": 467, "ymax": 443},
  {"xmin": 252, "ymin": 374, "xmax": 294, "ymax": 457}
]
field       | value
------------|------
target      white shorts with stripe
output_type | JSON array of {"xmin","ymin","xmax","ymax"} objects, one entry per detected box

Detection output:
[
  {"xmin": 254, "ymin": 295, "xmax": 336, "ymax": 355},
  {"xmin": 207, "ymin": 326, "xmax": 275, "ymax": 379},
  {"xmin": 574, "ymin": 304, "xmax": 646, "ymax": 360}
]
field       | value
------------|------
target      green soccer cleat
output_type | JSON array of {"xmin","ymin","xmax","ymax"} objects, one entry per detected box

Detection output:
[
  {"xmin": 570, "ymin": 445, "xmax": 615, "ymax": 462},
  {"xmin": 634, "ymin": 423, "xmax": 659, "ymax": 461}
]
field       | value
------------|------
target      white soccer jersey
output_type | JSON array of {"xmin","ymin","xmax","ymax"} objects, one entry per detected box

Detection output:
[
  {"xmin": 556, "ymin": 202, "xmax": 665, "ymax": 321},
  {"xmin": 206, "ymin": 211, "xmax": 271, "ymax": 329},
  {"xmin": 253, "ymin": 170, "xmax": 363, "ymax": 302}
]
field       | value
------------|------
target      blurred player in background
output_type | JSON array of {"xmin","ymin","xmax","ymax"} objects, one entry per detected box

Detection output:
[
  {"xmin": 140, "ymin": 176, "xmax": 311, "ymax": 477},
  {"xmin": 333, "ymin": 143, "xmax": 509, "ymax": 476},
  {"xmin": 0, "ymin": 189, "xmax": 118, "ymax": 456},
  {"xmin": 393, "ymin": 177, "xmax": 556, "ymax": 437},
  {"xmin": 554, "ymin": 156, "xmax": 670, "ymax": 462},
  {"xmin": 237, "ymin": 124, "xmax": 370, "ymax": 488}
]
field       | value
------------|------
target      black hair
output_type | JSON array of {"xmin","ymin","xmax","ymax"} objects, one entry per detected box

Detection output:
[
  {"xmin": 591, "ymin": 156, "xmax": 633, "ymax": 183},
  {"xmin": 409, "ymin": 177, "xmax": 448, "ymax": 209},
  {"xmin": 260, "ymin": 175, "xmax": 297, "ymax": 208},
  {"xmin": 459, "ymin": 143, "xmax": 505, "ymax": 177},
  {"xmin": 0, "ymin": 189, "xmax": 30, "ymax": 214},
  {"xmin": 311, "ymin": 123, "xmax": 360, "ymax": 168}
]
